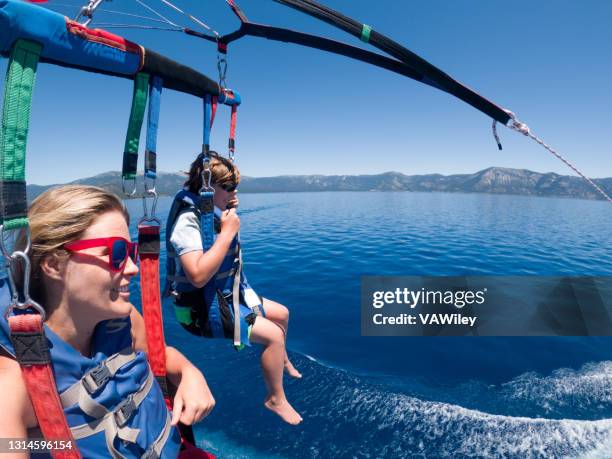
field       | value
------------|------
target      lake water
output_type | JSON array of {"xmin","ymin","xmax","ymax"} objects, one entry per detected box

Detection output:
[{"xmin": 124, "ymin": 191, "xmax": 611, "ymax": 458}]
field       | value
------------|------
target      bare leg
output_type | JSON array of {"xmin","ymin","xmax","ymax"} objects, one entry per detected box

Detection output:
[
  {"xmin": 261, "ymin": 298, "xmax": 302, "ymax": 378},
  {"xmin": 250, "ymin": 317, "xmax": 302, "ymax": 425}
]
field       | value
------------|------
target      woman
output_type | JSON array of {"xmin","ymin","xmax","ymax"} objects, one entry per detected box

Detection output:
[
  {"xmin": 167, "ymin": 152, "xmax": 302, "ymax": 425},
  {"xmin": 0, "ymin": 185, "xmax": 214, "ymax": 458}
]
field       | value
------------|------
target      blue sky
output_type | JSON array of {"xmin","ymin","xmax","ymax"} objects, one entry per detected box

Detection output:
[{"xmin": 2, "ymin": 0, "xmax": 611, "ymax": 185}]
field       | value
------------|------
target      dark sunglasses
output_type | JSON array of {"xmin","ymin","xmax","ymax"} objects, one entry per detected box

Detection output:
[
  {"xmin": 218, "ymin": 182, "xmax": 238, "ymax": 192},
  {"xmin": 65, "ymin": 237, "xmax": 138, "ymax": 272}
]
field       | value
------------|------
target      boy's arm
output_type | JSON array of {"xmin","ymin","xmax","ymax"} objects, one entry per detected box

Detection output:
[{"xmin": 178, "ymin": 230, "xmax": 234, "ymax": 288}]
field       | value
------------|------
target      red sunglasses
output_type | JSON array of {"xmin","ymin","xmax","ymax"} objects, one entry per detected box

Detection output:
[{"xmin": 65, "ymin": 237, "xmax": 138, "ymax": 272}]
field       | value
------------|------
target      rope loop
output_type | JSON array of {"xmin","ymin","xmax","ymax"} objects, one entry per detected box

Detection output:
[{"xmin": 500, "ymin": 109, "xmax": 612, "ymax": 203}]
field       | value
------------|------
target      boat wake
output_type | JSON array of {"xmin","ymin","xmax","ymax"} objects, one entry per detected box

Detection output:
[{"xmin": 195, "ymin": 351, "xmax": 612, "ymax": 458}]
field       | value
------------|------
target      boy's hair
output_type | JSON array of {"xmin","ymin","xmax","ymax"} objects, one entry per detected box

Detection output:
[{"xmin": 184, "ymin": 152, "xmax": 240, "ymax": 194}]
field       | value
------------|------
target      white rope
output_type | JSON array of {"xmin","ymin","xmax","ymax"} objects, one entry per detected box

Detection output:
[
  {"xmin": 96, "ymin": 8, "xmax": 171, "ymax": 24},
  {"xmin": 132, "ymin": 0, "xmax": 179, "ymax": 27},
  {"xmin": 93, "ymin": 23, "xmax": 184, "ymax": 31},
  {"xmin": 157, "ymin": 0, "xmax": 220, "ymax": 38},
  {"xmin": 502, "ymin": 110, "xmax": 612, "ymax": 204}
]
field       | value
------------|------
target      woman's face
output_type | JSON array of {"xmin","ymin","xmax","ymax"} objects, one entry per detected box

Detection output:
[
  {"xmin": 62, "ymin": 210, "xmax": 138, "ymax": 322},
  {"xmin": 213, "ymin": 183, "xmax": 238, "ymax": 209}
]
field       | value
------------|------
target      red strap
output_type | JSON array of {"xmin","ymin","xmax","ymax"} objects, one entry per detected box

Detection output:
[
  {"xmin": 229, "ymin": 104, "xmax": 237, "ymax": 154},
  {"xmin": 8, "ymin": 314, "xmax": 81, "ymax": 459},
  {"xmin": 138, "ymin": 225, "xmax": 167, "ymax": 379},
  {"xmin": 138, "ymin": 224, "xmax": 216, "ymax": 458},
  {"xmin": 211, "ymin": 96, "xmax": 218, "ymax": 129},
  {"xmin": 217, "ymin": 42, "xmax": 228, "ymax": 54}
]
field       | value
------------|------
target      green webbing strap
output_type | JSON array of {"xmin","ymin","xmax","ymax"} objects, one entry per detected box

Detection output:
[
  {"xmin": 0, "ymin": 40, "xmax": 42, "ymax": 230},
  {"xmin": 122, "ymin": 72, "xmax": 149, "ymax": 181},
  {"xmin": 360, "ymin": 24, "xmax": 372, "ymax": 43}
]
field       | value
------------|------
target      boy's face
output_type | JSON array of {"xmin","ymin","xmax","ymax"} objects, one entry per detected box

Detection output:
[{"xmin": 213, "ymin": 183, "xmax": 238, "ymax": 209}]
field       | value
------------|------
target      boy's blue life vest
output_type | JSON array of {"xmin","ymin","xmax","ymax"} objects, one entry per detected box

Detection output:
[
  {"xmin": 0, "ymin": 278, "xmax": 181, "ymax": 459},
  {"xmin": 164, "ymin": 189, "xmax": 263, "ymax": 349}
]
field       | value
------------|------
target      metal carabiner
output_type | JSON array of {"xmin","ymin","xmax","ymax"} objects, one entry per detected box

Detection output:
[
  {"xmin": 200, "ymin": 166, "xmax": 214, "ymax": 193},
  {"xmin": 75, "ymin": 0, "xmax": 104, "ymax": 26},
  {"xmin": 217, "ymin": 57, "xmax": 228, "ymax": 88},
  {"xmin": 122, "ymin": 177, "xmax": 138, "ymax": 197},
  {"xmin": 141, "ymin": 189, "xmax": 160, "ymax": 224},
  {"xmin": 5, "ymin": 250, "xmax": 46, "ymax": 321},
  {"xmin": 144, "ymin": 175, "xmax": 156, "ymax": 194}
]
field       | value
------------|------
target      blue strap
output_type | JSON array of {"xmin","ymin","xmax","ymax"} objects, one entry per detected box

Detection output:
[
  {"xmin": 199, "ymin": 191, "xmax": 224, "ymax": 338},
  {"xmin": 203, "ymin": 94, "xmax": 212, "ymax": 154},
  {"xmin": 145, "ymin": 76, "xmax": 162, "ymax": 180},
  {"xmin": 217, "ymin": 89, "xmax": 241, "ymax": 106}
]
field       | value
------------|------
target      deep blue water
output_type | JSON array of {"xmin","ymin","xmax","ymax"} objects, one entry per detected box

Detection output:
[{"xmin": 126, "ymin": 191, "xmax": 612, "ymax": 458}]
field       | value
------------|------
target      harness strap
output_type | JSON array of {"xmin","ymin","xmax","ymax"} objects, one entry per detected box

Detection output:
[
  {"xmin": 8, "ymin": 314, "xmax": 81, "ymax": 459},
  {"xmin": 145, "ymin": 76, "xmax": 163, "ymax": 180},
  {"xmin": 139, "ymin": 221, "xmax": 203, "ymax": 453},
  {"xmin": 138, "ymin": 224, "xmax": 168, "ymax": 399},
  {"xmin": 70, "ymin": 367, "xmax": 156, "ymax": 455},
  {"xmin": 199, "ymin": 192, "xmax": 224, "ymax": 338},
  {"xmin": 211, "ymin": 95, "xmax": 218, "ymax": 127},
  {"xmin": 0, "ymin": 39, "xmax": 42, "ymax": 230},
  {"xmin": 228, "ymin": 103, "xmax": 237, "ymax": 156},
  {"xmin": 215, "ymin": 267, "xmax": 237, "ymax": 280},
  {"xmin": 122, "ymin": 73, "xmax": 149, "ymax": 187},
  {"xmin": 203, "ymin": 94, "xmax": 213, "ymax": 153},
  {"xmin": 231, "ymin": 240, "xmax": 242, "ymax": 346},
  {"xmin": 59, "ymin": 347, "xmax": 138, "ymax": 415},
  {"xmin": 142, "ymin": 412, "xmax": 174, "ymax": 459}
]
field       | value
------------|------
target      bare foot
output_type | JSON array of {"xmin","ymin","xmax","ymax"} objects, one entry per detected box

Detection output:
[
  {"xmin": 264, "ymin": 395, "xmax": 303, "ymax": 425},
  {"xmin": 284, "ymin": 358, "xmax": 302, "ymax": 379}
]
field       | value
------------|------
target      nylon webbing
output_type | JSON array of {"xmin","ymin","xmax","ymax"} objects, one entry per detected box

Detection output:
[
  {"xmin": 122, "ymin": 73, "xmax": 149, "ymax": 181},
  {"xmin": 9, "ymin": 314, "xmax": 81, "ymax": 459},
  {"xmin": 0, "ymin": 40, "xmax": 42, "ymax": 230},
  {"xmin": 138, "ymin": 224, "xmax": 168, "ymax": 392},
  {"xmin": 145, "ymin": 76, "xmax": 163, "ymax": 180},
  {"xmin": 199, "ymin": 192, "xmax": 224, "ymax": 338},
  {"xmin": 203, "ymin": 94, "xmax": 213, "ymax": 153},
  {"xmin": 211, "ymin": 96, "xmax": 218, "ymax": 128},
  {"xmin": 138, "ymin": 222, "xmax": 202, "ymax": 451},
  {"xmin": 228, "ymin": 104, "xmax": 237, "ymax": 156}
]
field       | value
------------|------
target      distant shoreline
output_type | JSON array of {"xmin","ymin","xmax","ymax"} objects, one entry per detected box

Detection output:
[{"xmin": 27, "ymin": 167, "xmax": 612, "ymax": 202}]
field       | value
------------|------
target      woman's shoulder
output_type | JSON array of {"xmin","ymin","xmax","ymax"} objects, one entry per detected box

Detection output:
[{"xmin": 0, "ymin": 350, "xmax": 37, "ymax": 431}]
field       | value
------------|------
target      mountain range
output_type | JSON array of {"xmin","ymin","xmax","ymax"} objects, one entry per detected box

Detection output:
[{"xmin": 26, "ymin": 167, "xmax": 612, "ymax": 202}]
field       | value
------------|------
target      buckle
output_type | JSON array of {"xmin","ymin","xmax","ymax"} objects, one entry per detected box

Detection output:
[
  {"xmin": 82, "ymin": 363, "xmax": 111, "ymax": 395},
  {"xmin": 114, "ymin": 394, "xmax": 137, "ymax": 427}
]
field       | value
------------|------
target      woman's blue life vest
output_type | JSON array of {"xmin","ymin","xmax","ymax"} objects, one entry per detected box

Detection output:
[
  {"xmin": 164, "ymin": 189, "xmax": 264, "ymax": 349},
  {"xmin": 0, "ymin": 278, "xmax": 181, "ymax": 459}
]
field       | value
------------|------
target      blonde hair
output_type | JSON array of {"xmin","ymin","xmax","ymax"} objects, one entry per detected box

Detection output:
[{"xmin": 17, "ymin": 185, "xmax": 129, "ymax": 304}]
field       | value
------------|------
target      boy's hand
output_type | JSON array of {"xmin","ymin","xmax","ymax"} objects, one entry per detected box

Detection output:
[
  {"xmin": 220, "ymin": 208, "xmax": 240, "ymax": 237},
  {"xmin": 227, "ymin": 196, "xmax": 239, "ymax": 209}
]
